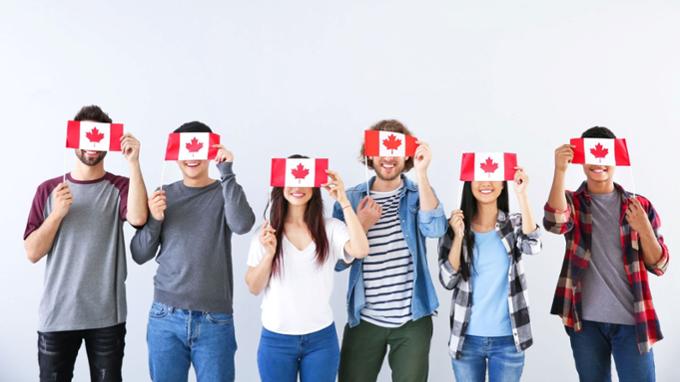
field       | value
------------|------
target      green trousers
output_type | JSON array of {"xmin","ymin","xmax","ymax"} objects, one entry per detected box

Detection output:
[{"xmin": 338, "ymin": 316, "xmax": 433, "ymax": 382}]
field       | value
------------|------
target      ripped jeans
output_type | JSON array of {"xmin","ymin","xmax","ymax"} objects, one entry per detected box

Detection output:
[{"xmin": 38, "ymin": 323, "xmax": 126, "ymax": 382}]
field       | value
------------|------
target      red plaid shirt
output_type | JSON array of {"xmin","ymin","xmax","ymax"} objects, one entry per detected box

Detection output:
[{"xmin": 544, "ymin": 182, "xmax": 669, "ymax": 353}]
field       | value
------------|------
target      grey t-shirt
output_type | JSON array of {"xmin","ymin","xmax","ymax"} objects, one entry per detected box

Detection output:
[
  {"xmin": 581, "ymin": 191, "xmax": 636, "ymax": 325},
  {"xmin": 24, "ymin": 173, "xmax": 129, "ymax": 332},
  {"xmin": 130, "ymin": 162, "xmax": 255, "ymax": 314}
]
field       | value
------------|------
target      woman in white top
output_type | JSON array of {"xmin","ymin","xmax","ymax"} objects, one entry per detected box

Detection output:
[{"xmin": 246, "ymin": 155, "xmax": 369, "ymax": 382}]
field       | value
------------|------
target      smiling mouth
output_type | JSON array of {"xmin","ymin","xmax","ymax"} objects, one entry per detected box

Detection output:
[
  {"xmin": 591, "ymin": 168, "xmax": 608, "ymax": 174},
  {"xmin": 290, "ymin": 192, "xmax": 306, "ymax": 198},
  {"xmin": 84, "ymin": 150, "xmax": 99, "ymax": 156},
  {"xmin": 479, "ymin": 189, "xmax": 494, "ymax": 195},
  {"xmin": 185, "ymin": 161, "xmax": 200, "ymax": 168},
  {"xmin": 381, "ymin": 163, "xmax": 396, "ymax": 170}
]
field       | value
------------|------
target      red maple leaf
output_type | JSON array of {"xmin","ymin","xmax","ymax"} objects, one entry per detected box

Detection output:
[
  {"xmin": 185, "ymin": 137, "xmax": 203, "ymax": 153},
  {"xmin": 291, "ymin": 163, "xmax": 309, "ymax": 180},
  {"xmin": 382, "ymin": 134, "xmax": 402, "ymax": 153},
  {"xmin": 480, "ymin": 157, "xmax": 499, "ymax": 174},
  {"xmin": 590, "ymin": 143, "xmax": 609, "ymax": 159},
  {"xmin": 86, "ymin": 127, "xmax": 104, "ymax": 143}
]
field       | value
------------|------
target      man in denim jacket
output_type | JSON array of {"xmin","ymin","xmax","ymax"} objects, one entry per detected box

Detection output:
[{"xmin": 333, "ymin": 120, "xmax": 447, "ymax": 382}]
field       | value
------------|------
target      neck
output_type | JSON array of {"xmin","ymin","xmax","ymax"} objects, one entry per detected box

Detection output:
[
  {"xmin": 71, "ymin": 161, "xmax": 105, "ymax": 181},
  {"xmin": 586, "ymin": 179, "xmax": 615, "ymax": 194},
  {"xmin": 285, "ymin": 204, "xmax": 307, "ymax": 225},
  {"xmin": 372, "ymin": 175, "xmax": 402, "ymax": 192},
  {"xmin": 183, "ymin": 175, "xmax": 214, "ymax": 188},
  {"xmin": 473, "ymin": 202, "xmax": 498, "ymax": 229}
]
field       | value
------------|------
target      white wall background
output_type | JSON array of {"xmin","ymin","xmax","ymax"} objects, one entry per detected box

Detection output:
[{"xmin": 1, "ymin": 1, "xmax": 679, "ymax": 381}]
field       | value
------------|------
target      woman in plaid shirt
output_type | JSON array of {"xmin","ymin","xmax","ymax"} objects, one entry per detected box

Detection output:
[
  {"xmin": 544, "ymin": 127, "xmax": 669, "ymax": 382},
  {"xmin": 438, "ymin": 166, "xmax": 542, "ymax": 382}
]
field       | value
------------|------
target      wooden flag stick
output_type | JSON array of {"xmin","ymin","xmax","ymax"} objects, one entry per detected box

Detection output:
[
  {"xmin": 159, "ymin": 161, "xmax": 167, "ymax": 192},
  {"xmin": 364, "ymin": 156, "xmax": 370, "ymax": 197}
]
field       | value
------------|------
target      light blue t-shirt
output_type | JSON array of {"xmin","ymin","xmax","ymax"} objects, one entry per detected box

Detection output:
[{"xmin": 466, "ymin": 229, "xmax": 513, "ymax": 337}]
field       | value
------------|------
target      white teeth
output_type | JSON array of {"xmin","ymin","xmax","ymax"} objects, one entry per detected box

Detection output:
[
  {"xmin": 480, "ymin": 190, "xmax": 493, "ymax": 194},
  {"xmin": 382, "ymin": 164, "xmax": 395, "ymax": 168}
]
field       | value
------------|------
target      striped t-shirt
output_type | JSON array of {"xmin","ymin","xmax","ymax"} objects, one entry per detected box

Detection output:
[{"xmin": 360, "ymin": 185, "xmax": 414, "ymax": 328}]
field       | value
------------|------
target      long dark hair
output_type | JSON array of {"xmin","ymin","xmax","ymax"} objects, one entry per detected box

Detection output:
[
  {"xmin": 454, "ymin": 181, "xmax": 509, "ymax": 281},
  {"xmin": 265, "ymin": 154, "xmax": 329, "ymax": 279}
]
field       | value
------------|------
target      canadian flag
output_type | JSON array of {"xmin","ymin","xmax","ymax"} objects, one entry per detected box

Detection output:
[
  {"xmin": 460, "ymin": 152, "xmax": 518, "ymax": 181},
  {"xmin": 570, "ymin": 138, "xmax": 631, "ymax": 166},
  {"xmin": 66, "ymin": 120, "xmax": 123, "ymax": 151},
  {"xmin": 364, "ymin": 130, "xmax": 418, "ymax": 157},
  {"xmin": 270, "ymin": 158, "xmax": 329, "ymax": 187},
  {"xmin": 165, "ymin": 132, "xmax": 220, "ymax": 160}
]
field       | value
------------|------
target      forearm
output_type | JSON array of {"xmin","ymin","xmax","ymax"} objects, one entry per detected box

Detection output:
[
  {"xmin": 517, "ymin": 192, "xmax": 537, "ymax": 234},
  {"xmin": 447, "ymin": 238, "xmax": 463, "ymax": 271},
  {"xmin": 246, "ymin": 256, "xmax": 274, "ymax": 295},
  {"xmin": 639, "ymin": 227, "xmax": 663, "ymax": 267},
  {"xmin": 342, "ymin": 204, "xmax": 370, "ymax": 259},
  {"xmin": 417, "ymin": 173, "xmax": 438, "ymax": 212},
  {"xmin": 126, "ymin": 161, "xmax": 149, "ymax": 227},
  {"xmin": 130, "ymin": 220, "xmax": 162, "ymax": 264},
  {"xmin": 547, "ymin": 170, "xmax": 568, "ymax": 211},
  {"xmin": 220, "ymin": 163, "xmax": 255, "ymax": 234},
  {"xmin": 24, "ymin": 214, "xmax": 63, "ymax": 263}
]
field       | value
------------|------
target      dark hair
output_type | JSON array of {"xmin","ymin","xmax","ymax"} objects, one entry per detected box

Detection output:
[
  {"xmin": 265, "ymin": 154, "xmax": 329, "ymax": 278},
  {"xmin": 581, "ymin": 126, "xmax": 616, "ymax": 139},
  {"xmin": 74, "ymin": 105, "xmax": 112, "ymax": 123},
  {"xmin": 174, "ymin": 121, "xmax": 212, "ymax": 133},
  {"xmin": 359, "ymin": 119, "xmax": 415, "ymax": 172},
  {"xmin": 454, "ymin": 181, "xmax": 509, "ymax": 281}
]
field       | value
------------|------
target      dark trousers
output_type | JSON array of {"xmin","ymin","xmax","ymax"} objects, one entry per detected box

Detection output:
[
  {"xmin": 38, "ymin": 323, "xmax": 126, "ymax": 382},
  {"xmin": 338, "ymin": 316, "xmax": 432, "ymax": 382}
]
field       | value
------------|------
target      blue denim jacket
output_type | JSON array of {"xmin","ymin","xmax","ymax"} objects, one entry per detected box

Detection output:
[{"xmin": 333, "ymin": 175, "xmax": 448, "ymax": 327}]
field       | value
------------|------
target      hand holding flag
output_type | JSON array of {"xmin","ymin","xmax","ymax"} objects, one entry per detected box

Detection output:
[
  {"xmin": 120, "ymin": 133, "xmax": 141, "ymax": 163},
  {"xmin": 413, "ymin": 141, "xmax": 432, "ymax": 175},
  {"xmin": 212, "ymin": 144, "xmax": 234, "ymax": 163},
  {"xmin": 513, "ymin": 166, "xmax": 529, "ymax": 195},
  {"xmin": 321, "ymin": 169, "xmax": 348, "ymax": 204}
]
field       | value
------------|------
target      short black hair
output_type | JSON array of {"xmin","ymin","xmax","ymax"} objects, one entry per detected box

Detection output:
[
  {"xmin": 581, "ymin": 126, "xmax": 616, "ymax": 139},
  {"xmin": 74, "ymin": 105, "xmax": 112, "ymax": 123},
  {"xmin": 174, "ymin": 121, "xmax": 212, "ymax": 133}
]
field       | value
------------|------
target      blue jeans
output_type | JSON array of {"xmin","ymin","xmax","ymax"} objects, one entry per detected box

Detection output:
[
  {"xmin": 146, "ymin": 302, "xmax": 237, "ymax": 382},
  {"xmin": 257, "ymin": 323, "xmax": 340, "ymax": 382},
  {"xmin": 566, "ymin": 320, "xmax": 655, "ymax": 382},
  {"xmin": 451, "ymin": 335, "xmax": 524, "ymax": 382}
]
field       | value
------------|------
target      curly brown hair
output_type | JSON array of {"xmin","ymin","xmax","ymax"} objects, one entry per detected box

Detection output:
[{"xmin": 359, "ymin": 119, "xmax": 415, "ymax": 172}]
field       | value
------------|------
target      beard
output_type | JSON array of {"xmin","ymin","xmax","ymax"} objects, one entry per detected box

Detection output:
[
  {"xmin": 76, "ymin": 150, "xmax": 107, "ymax": 166},
  {"xmin": 374, "ymin": 163, "xmax": 404, "ymax": 182}
]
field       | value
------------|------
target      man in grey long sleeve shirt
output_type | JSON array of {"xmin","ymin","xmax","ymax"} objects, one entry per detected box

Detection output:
[{"xmin": 131, "ymin": 121, "xmax": 255, "ymax": 382}]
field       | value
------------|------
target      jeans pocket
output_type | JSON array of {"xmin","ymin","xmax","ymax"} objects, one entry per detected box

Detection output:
[
  {"xmin": 149, "ymin": 302, "xmax": 169, "ymax": 319},
  {"xmin": 205, "ymin": 312, "xmax": 233, "ymax": 325}
]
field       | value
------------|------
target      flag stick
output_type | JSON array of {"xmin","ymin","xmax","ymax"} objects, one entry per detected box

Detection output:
[
  {"xmin": 159, "ymin": 161, "xmax": 167, "ymax": 192},
  {"xmin": 629, "ymin": 168, "xmax": 638, "ymax": 199},
  {"xmin": 364, "ymin": 156, "xmax": 370, "ymax": 197},
  {"xmin": 63, "ymin": 149, "xmax": 68, "ymax": 183}
]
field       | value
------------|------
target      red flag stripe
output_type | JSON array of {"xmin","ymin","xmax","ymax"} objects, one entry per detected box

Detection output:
[
  {"xmin": 314, "ymin": 158, "xmax": 329, "ymax": 187},
  {"xmin": 504, "ymin": 153, "xmax": 518, "ymax": 180},
  {"xmin": 460, "ymin": 153, "xmax": 475, "ymax": 181},
  {"xmin": 66, "ymin": 120, "xmax": 80, "ymax": 148},
  {"xmin": 109, "ymin": 123, "xmax": 124, "ymax": 151},
  {"xmin": 364, "ymin": 130, "xmax": 381, "ymax": 156}
]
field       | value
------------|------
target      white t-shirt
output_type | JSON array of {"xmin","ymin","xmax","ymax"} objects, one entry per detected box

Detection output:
[{"xmin": 247, "ymin": 217, "xmax": 353, "ymax": 335}]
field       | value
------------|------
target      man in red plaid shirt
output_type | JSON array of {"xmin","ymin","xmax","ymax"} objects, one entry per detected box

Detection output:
[{"xmin": 543, "ymin": 126, "xmax": 669, "ymax": 382}]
